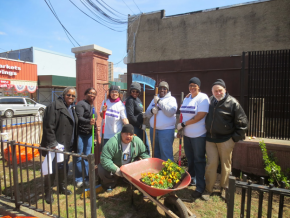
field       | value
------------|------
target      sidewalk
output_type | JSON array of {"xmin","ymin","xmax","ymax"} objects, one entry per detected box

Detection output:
[{"xmin": 0, "ymin": 197, "xmax": 50, "ymax": 218}]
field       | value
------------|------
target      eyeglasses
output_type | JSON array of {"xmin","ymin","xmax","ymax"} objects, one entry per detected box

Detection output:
[
  {"xmin": 88, "ymin": 92, "xmax": 96, "ymax": 96},
  {"xmin": 110, "ymin": 91, "xmax": 119, "ymax": 94},
  {"xmin": 131, "ymin": 90, "xmax": 140, "ymax": 94},
  {"xmin": 159, "ymin": 87, "xmax": 167, "ymax": 91},
  {"xmin": 189, "ymin": 85, "xmax": 198, "ymax": 88},
  {"xmin": 66, "ymin": 94, "xmax": 76, "ymax": 98}
]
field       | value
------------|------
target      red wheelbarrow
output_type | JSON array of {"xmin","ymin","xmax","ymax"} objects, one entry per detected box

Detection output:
[{"xmin": 120, "ymin": 158, "xmax": 196, "ymax": 218}]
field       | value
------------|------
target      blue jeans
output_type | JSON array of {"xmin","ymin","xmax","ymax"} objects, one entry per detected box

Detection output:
[
  {"xmin": 183, "ymin": 135, "xmax": 206, "ymax": 193},
  {"xmin": 150, "ymin": 128, "xmax": 174, "ymax": 161},
  {"xmin": 74, "ymin": 134, "xmax": 92, "ymax": 183},
  {"xmin": 134, "ymin": 126, "xmax": 150, "ymax": 155}
]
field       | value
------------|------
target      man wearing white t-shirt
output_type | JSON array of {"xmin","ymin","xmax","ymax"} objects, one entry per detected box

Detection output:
[{"xmin": 177, "ymin": 77, "xmax": 209, "ymax": 199}]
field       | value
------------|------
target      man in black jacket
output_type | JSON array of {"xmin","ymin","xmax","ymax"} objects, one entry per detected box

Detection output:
[
  {"xmin": 41, "ymin": 87, "xmax": 78, "ymax": 204},
  {"xmin": 202, "ymin": 79, "xmax": 248, "ymax": 201}
]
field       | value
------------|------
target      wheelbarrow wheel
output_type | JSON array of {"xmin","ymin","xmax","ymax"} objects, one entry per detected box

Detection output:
[{"xmin": 164, "ymin": 195, "xmax": 188, "ymax": 218}]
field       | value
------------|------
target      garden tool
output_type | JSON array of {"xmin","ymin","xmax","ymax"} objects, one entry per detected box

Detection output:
[
  {"xmin": 100, "ymin": 83, "xmax": 110, "ymax": 151},
  {"xmin": 152, "ymin": 87, "xmax": 158, "ymax": 158},
  {"xmin": 92, "ymin": 107, "xmax": 95, "ymax": 154},
  {"xmin": 178, "ymin": 92, "xmax": 184, "ymax": 166}
]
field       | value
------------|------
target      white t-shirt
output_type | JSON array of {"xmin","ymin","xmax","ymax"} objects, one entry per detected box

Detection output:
[
  {"xmin": 100, "ymin": 99, "xmax": 127, "ymax": 139},
  {"xmin": 180, "ymin": 92, "xmax": 209, "ymax": 138},
  {"xmin": 121, "ymin": 142, "xmax": 131, "ymax": 165},
  {"xmin": 145, "ymin": 92, "xmax": 177, "ymax": 130}
]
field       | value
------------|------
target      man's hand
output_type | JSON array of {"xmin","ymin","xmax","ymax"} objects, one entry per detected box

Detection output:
[
  {"xmin": 141, "ymin": 124, "xmax": 146, "ymax": 131},
  {"xmin": 152, "ymin": 107, "xmax": 158, "ymax": 115},
  {"xmin": 154, "ymin": 95, "xmax": 159, "ymax": 104},
  {"xmin": 102, "ymin": 105, "xmax": 107, "ymax": 112},
  {"xmin": 177, "ymin": 123, "xmax": 183, "ymax": 130},
  {"xmin": 90, "ymin": 118, "xmax": 96, "ymax": 125},
  {"xmin": 115, "ymin": 168, "xmax": 123, "ymax": 177}
]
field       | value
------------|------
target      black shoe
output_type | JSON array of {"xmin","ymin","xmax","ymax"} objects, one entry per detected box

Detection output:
[
  {"xmin": 191, "ymin": 191, "xmax": 202, "ymax": 199},
  {"xmin": 59, "ymin": 185, "xmax": 72, "ymax": 195},
  {"xmin": 45, "ymin": 192, "xmax": 54, "ymax": 204},
  {"xmin": 44, "ymin": 175, "xmax": 55, "ymax": 204}
]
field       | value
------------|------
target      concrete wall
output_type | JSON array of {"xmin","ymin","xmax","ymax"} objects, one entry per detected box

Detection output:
[
  {"xmin": 33, "ymin": 48, "xmax": 76, "ymax": 77},
  {"xmin": 127, "ymin": 0, "xmax": 290, "ymax": 63}
]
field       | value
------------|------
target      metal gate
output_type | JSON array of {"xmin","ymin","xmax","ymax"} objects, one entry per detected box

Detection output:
[{"xmin": 247, "ymin": 50, "xmax": 290, "ymax": 140}]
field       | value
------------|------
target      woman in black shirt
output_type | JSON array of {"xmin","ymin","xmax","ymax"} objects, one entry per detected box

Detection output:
[
  {"xmin": 125, "ymin": 82, "xmax": 150, "ymax": 155},
  {"xmin": 75, "ymin": 87, "xmax": 98, "ymax": 188}
]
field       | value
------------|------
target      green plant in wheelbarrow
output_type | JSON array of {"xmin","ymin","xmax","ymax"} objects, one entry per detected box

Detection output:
[
  {"xmin": 141, "ymin": 159, "xmax": 186, "ymax": 189},
  {"xmin": 259, "ymin": 141, "xmax": 290, "ymax": 188}
]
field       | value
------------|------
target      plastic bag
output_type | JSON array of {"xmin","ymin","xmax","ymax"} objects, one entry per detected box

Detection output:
[{"xmin": 4, "ymin": 142, "xmax": 40, "ymax": 164}]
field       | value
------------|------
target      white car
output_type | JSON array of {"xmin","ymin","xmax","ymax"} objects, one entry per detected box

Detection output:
[{"xmin": 0, "ymin": 97, "xmax": 46, "ymax": 118}]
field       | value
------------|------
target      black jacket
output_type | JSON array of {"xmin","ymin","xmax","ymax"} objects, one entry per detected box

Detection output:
[
  {"xmin": 125, "ymin": 96, "xmax": 143, "ymax": 128},
  {"xmin": 40, "ymin": 97, "xmax": 78, "ymax": 156},
  {"xmin": 75, "ymin": 100, "xmax": 98, "ymax": 135},
  {"xmin": 205, "ymin": 93, "xmax": 248, "ymax": 143}
]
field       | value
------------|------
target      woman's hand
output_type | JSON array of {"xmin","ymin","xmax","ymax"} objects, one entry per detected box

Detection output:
[
  {"xmin": 90, "ymin": 118, "xmax": 96, "ymax": 125},
  {"xmin": 102, "ymin": 105, "xmax": 107, "ymax": 112}
]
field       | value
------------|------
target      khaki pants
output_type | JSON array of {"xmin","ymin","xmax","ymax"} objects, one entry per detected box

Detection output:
[{"xmin": 205, "ymin": 138, "xmax": 235, "ymax": 193}]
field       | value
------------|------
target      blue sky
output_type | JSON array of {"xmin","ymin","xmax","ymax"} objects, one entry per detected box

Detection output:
[{"xmin": 0, "ymin": 0, "xmax": 251, "ymax": 78}]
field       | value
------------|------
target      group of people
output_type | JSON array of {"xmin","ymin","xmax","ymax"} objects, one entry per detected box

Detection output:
[{"xmin": 40, "ymin": 76, "xmax": 248, "ymax": 204}]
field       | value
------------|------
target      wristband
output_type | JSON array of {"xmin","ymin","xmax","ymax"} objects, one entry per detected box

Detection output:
[{"xmin": 181, "ymin": 122, "xmax": 186, "ymax": 128}]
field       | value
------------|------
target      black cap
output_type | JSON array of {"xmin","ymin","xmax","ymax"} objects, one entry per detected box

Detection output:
[
  {"xmin": 212, "ymin": 79, "xmax": 226, "ymax": 89},
  {"xmin": 121, "ymin": 124, "xmax": 134, "ymax": 134},
  {"xmin": 109, "ymin": 85, "xmax": 120, "ymax": 93},
  {"xmin": 130, "ymin": 82, "xmax": 141, "ymax": 93},
  {"xmin": 189, "ymin": 77, "xmax": 201, "ymax": 87}
]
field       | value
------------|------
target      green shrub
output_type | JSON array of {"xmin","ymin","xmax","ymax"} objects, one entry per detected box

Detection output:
[{"xmin": 259, "ymin": 141, "xmax": 290, "ymax": 188}]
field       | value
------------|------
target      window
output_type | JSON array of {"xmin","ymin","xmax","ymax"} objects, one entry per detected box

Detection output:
[
  {"xmin": 0, "ymin": 98, "xmax": 25, "ymax": 104},
  {"xmin": 25, "ymin": 98, "xmax": 36, "ymax": 105}
]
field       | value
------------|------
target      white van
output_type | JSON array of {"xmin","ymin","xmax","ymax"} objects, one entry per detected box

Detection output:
[{"xmin": 0, "ymin": 97, "xmax": 46, "ymax": 118}]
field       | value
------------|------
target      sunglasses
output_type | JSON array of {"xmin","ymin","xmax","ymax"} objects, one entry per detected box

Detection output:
[
  {"xmin": 159, "ymin": 87, "xmax": 167, "ymax": 91},
  {"xmin": 66, "ymin": 94, "xmax": 76, "ymax": 98},
  {"xmin": 88, "ymin": 92, "xmax": 96, "ymax": 96},
  {"xmin": 131, "ymin": 90, "xmax": 140, "ymax": 94}
]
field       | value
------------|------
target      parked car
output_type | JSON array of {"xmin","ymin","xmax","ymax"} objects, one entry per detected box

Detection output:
[{"xmin": 0, "ymin": 97, "xmax": 46, "ymax": 118}]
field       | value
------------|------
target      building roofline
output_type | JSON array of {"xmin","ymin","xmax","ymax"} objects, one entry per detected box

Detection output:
[{"xmin": 33, "ymin": 47, "xmax": 75, "ymax": 59}]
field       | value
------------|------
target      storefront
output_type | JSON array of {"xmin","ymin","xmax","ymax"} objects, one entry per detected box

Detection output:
[{"xmin": 0, "ymin": 57, "xmax": 37, "ymax": 98}]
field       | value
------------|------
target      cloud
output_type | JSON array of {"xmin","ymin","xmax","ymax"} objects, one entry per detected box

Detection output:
[
  {"xmin": 0, "ymin": 31, "xmax": 7, "ymax": 35},
  {"xmin": 114, "ymin": 66, "xmax": 127, "ymax": 78}
]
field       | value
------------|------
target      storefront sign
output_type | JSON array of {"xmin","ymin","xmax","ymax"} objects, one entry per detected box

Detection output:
[
  {"xmin": 0, "ymin": 80, "xmax": 12, "ymax": 88},
  {"xmin": 0, "ymin": 64, "xmax": 21, "ymax": 76}
]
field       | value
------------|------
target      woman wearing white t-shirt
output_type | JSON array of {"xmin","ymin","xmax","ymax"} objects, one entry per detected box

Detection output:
[
  {"xmin": 100, "ymin": 85, "xmax": 129, "ymax": 145},
  {"xmin": 177, "ymin": 77, "xmax": 210, "ymax": 199}
]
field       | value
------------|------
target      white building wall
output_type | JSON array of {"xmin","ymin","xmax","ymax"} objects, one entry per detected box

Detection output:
[{"xmin": 33, "ymin": 47, "xmax": 76, "ymax": 77}]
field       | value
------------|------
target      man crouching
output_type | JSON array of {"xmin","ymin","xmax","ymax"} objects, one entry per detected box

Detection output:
[{"xmin": 98, "ymin": 124, "xmax": 150, "ymax": 191}]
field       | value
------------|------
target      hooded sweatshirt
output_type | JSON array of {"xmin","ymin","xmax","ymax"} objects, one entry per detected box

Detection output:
[{"xmin": 145, "ymin": 91, "xmax": 177, "ymax": 130}]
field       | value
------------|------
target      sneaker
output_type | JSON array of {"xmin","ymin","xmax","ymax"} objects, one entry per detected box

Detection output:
[
  {"xmin": 76, "ymin": 181, "xmax": 83, "ymax": 188},
  {"xmin": 201, "ymin": 190, "xmax": 211, "ymax": 201},
  {"xmin": 191, "ymin": 190, "xmax": 202, "ymax": 198},
  {"xmin": 189, "ymin": 177, "xmax": 196, "ymax": 186}
]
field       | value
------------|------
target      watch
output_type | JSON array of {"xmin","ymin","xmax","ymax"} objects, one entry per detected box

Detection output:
[{"xmin": 181, "ymin": 122, "xmax": 186, "ymax": 128}]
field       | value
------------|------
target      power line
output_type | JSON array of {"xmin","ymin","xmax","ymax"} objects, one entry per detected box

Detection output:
[
  {"xmin": 121, "ymin": 0, "xmax": 135, "ymax": 14},
  {"xmin": 44, "ymin": 0, "xmax": 80, "ymax": 47},
  {"xmin": 132, "ymin": 0, "xmax": 142, "ymax": 13}
]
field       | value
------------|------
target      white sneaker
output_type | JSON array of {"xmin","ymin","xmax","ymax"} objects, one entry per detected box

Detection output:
[{"xmin": 76, "ymin": 181, "xmax": 83, "ymax": 188}]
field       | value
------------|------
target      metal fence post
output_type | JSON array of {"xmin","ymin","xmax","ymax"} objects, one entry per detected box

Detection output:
[
  {"xmin": 11, "ymin": 140, "xmax": 20, "ymax": 210},
  {"xmin": 227, "ymin": 176, "xmax": 236, "ymax": 218},
  {"xmin": 88, "ymin": 154, "xmax": 96, "ymax": 218}
]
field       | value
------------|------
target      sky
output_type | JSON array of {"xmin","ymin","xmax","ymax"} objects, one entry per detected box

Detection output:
[{"xmin": 0, "ymin": 0, "xmax": 252, "ymax": 79}]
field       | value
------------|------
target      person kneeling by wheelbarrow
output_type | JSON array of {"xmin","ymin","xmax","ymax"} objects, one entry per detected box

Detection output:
[{"xmin": 98, "ymin": 124, "xmax": 150, "ymax": 191}]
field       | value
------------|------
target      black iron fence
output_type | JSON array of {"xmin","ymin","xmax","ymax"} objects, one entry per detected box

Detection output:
[
  {"xmin": 0, "ymin": 140, "xmax": 96, "ymax": 218},
  {"xmin": 227, "ymin": 175, "xmax": 290, "ymax": 218},
  {"xmin": 247, "ymin": 50, "xmax": 290, "ymax": 140}
]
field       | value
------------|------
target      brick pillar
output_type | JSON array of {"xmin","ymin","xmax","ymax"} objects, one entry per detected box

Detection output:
[{"xmin": 72, "ymin": 44, "xmax": 112, "ymax": 164}]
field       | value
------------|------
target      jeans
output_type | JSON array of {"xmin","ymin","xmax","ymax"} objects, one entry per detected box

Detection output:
[
  {"xmin": 74, "ymin": 134, "xmax": 92, "ymax": 183},
  {"xmin": 134, "ymin": 126, "xmax": 150, "ymax": 155},
  {"xmin": 150, "ymin": 128, "xmax": 174, "ymax": 161},
  {"xmin": 183, "ymin": 135, "xmax": 206, "ymax": 193}
]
